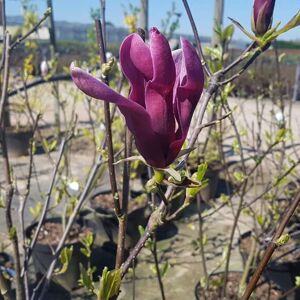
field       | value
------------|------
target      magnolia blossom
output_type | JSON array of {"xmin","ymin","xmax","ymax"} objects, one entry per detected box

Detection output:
[
  {"xmin": 71, "ymin": 27, "xmax": 204, "ymax": 168},
  {"xmin": 252, "ymin": 0, "xmax": 276, "ymax": 36}
]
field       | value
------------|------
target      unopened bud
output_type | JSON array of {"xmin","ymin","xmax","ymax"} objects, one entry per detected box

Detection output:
[
  {"xmin": 101, "ymin": 57, "xmax": 115, "ymax": 78},
  {"xmin": 252, "ymin": 0, "xmax": 276, "ymax": 36},
  {"xmin": 40, "ymin": 60, "xmax": 49, "ymax": 77},
  {"xmin": 154, "ymin": 169, "xmax": 165, "ymax": 184},
  {"xmin": 145, "ymin": 178, "xmax": 158, "ymax": 193}
]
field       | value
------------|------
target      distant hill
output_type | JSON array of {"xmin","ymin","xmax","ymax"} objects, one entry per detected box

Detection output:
[{"xmin": 7, "ymin": 15, "xmax": 247, "ymax": 49}]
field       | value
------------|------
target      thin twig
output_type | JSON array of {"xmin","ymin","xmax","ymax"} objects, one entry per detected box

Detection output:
[
  {"xmin": 8, "ymin": 74, "xmax": 71, "ymax": 98},
  {"xmin": 0, "ymin": 0, "xmax": 7, "ymax": 72},
  {"xmin": 242, "ymin": 190, "xmax": 300, "ymax": 300},
  {"xmin": 0, "ymin": 33, "xmax": 24, "ymax": 300},
  {"xmin": 152, "ymin": 234, "xmax": 166, "ymax": 300},
  {"xmin": 0, "ymin": 34, "xmax": 10, "ymax": 127},
  {"xmin": 116, "ymin": 129, "xmax": 132, "ymax": 268},
  {"xmin": 95, "ymin": 19, "xmax": 120, "ymax": 215},
  {"xmin": 26, "ymin": 133, "xmax": 73, "ymax": 265},
  {"xmin": 182, "ymin": 0, "xmax": 211, "ymax": 77},
  {"xmin": 10, "ymin": 9, "xmax": 50, "ymax": 51},
  {"xmin": 19, "ymin": 114, "xmax": 41, "ymax": 300}
]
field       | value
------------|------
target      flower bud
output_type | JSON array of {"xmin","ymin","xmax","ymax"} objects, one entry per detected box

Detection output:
[
  {"xmin": 40, "ymin": 60, "xmax": 49, "ymax": 77},
  {"xmin": 252, "ymin": 0, "xmax": 276, "ymax": 36},
  {"xmin": 145, "ymin": 178, "xmax": 158, "ymax": 193}
]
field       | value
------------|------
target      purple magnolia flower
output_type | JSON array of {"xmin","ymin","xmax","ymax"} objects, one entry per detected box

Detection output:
[
  {"xmin": 71, "ymin": 27, "xmax": 204, "ymax": 168},
  {"xmin": 252, "ymin": 0, "xmax": 276, "ymax": 36}
]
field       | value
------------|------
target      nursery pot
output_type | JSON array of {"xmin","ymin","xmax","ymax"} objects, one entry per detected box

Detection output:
[
  {"xmin": 0, "ymin": 252, "xmax": 14, "ymax": 300},
  {"xmin": 238, "ymin": 230, "xmax": 255, "ymax": 266},
  {"xmin": 25, "ymin": 217, "xmax": 91, "ymax": 291},
  {"xmin": 89, "ymin": 189, "xmax": 150, "ymax": 243},
  {"xmin": 5, "ymin": 128, "xmax": 33, "ymax": 158},
  {"xmin": 195, "ymin": 271, "xmax": 284, "ymax": 300},
  {"xmin": 263, "ymin": 237, "xmax": 300, "ymax": 297}
]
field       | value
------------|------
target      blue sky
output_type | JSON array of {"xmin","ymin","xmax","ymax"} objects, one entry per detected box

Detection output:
[{"xmin": 6, "ymin": 0, "xmax": 300, "ymax": 40}]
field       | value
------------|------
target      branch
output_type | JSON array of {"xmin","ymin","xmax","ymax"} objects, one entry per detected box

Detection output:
[
  {"xmin": 8, "ymin": 74, "xmax": 71, "ymax": 98},
  {"xmin": 182, "ymin": 0, "xmax": 212, "ymax": 77},
  {"xmin": 9, "ymin": 8, "xmax": 51, "ymax": 51},
  {"xmin": 95, "ymin": 19, "xmax": 120, "ymax": 214},
  {"xmin": 242, "ymin": 190, "xmax": 300, "ymax": 300},
  {"xmin": 0, "ymin": 34, "xmax": 25, "ymax": 300}
]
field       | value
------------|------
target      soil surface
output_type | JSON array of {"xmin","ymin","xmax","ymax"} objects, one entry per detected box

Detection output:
[
  {"xmin": 33, "ymin": 222, "xmax": 92, "ymax": 246},
  {"xmin": 90, "ymin": 192, "xmax": 148, "ymax": 213},
  {"xmin": 195, "ymin": 272, "xmax": 282, "ymax": 300}
]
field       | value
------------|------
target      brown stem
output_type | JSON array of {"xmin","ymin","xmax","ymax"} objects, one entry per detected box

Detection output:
[
  {"xmin": 20, "ymin": 114, "xmax": 41, "ymax": 300},
  {"xmin": 122, "ymin": 228, "xmax": 152, "ymax": 278},
  {"xmin": 115, "ymin": 130, "xmax": 132, "ymax": 268},
  {"xmin": 152, "ymin": 234, "xmax": 166, "ymax": 300},
  {"xmin": 0, "ymin": 33, "xmax": 24, "ymax": 300},
  {"xmin": 197, "ymin": 195, "xmax": 208, "ymax": 287},
  {"xmin": 25, "ymin": 134, "xmax": 72, "ymax": 268},
  {"xmin": 222, "ymin": 101, "xmax": 247, "ymax": 297},
  {"xmin": 242, "ymin": 190, "xmax": 300, "ymax": 300},
  {"xmin": 10, "ymin": 9, "xmax": 50, "ymax": 51},
  {"xmin": 121, "ymin": 205, "xmax": 166, "ymax": 277},
  {"xmin": 8, "ymin": 74, "xmax": 71, "ymax": 98},
  {"xmin": 95, "ymin": 19, "xmax": 120, "ymax": 215}
]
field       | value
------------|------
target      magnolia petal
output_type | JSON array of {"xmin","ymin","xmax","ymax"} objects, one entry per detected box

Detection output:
[
  {"xmin": 253, "ymin": 0, "xmax": 275, "ymax": 35},
  {"xmin": 71, "ymin": 64, "xmax": 127, "ymax": 105},
  {"xmin": 172, "ymin": 49, "xmax": 183, "ymax": 77},
  {"xmin": 119, "ymin": 34, "xmax": 148, "ymax": 105},
  {"xmin": 71, "ymin": 64, "xmax": 166, "ymax": 167},
  {"xmin": 128, "ymin": 33, "xmax": 153, "ymax": 80},
  {"xmin": 145, "ymin": 82, "xmax": 175, "ymax": 147},
  {"xmin": 149, "ymin": 27, "xmax": 175, "ymax": 90},
  {"xmin": 174, "ymin": 39, "xmax": 204, "ymax": 139}
]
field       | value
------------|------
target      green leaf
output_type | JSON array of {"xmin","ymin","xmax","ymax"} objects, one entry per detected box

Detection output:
[
  {"xmin": 97, "ymin": 267, "xmax": 121, "ymax": 300},
  {"xmin": 43, "ymin": 138, "xmax": 57, "ymax": 152},
  {"xmin": 270, "ymin": 10, "xmax": 300, "ymax": 40},
  {"xmin": 296, "ymin": 276, "xmax": 300, "ymax": 287},
  {"xmin": 196, "ymin": 163, "xmax": 208, "ymax": 182},
  {"xmin": 165, "ymin": 167, "xmax": 181, "ymax": 182},
  {"xmin": 160, "ymin": 262, "xmax": 170, "ymax": 278},
  {"xmin": 228, "ymin": 17, "xmax": 261, "ymax": 44},
  {"xmin": 80, "ymin": 231, "xmax": 94, "ymax": 258},
  {"xmin": 9, "ymin": 227, "xmax": 17, "ymax": 239},
  {"xmin": 138, "ymin": 225, "xmax": 145, "ymax": 237},
  {"xmin": 113, "ymin": 155, "xmax": 145, "ymax": 165},
  {"xmin": 233, "ymin": 171, "xmax": 245, "ymax": 183},
  {"xmin": 55, "ymin": 246, "xmax": 73, "ymax": 275},
  {"xmin": 0, "ymin": 195, "xmax": 5, "ymax": 208},
  {"xmin": 78, "ymin": 264, "xmax": 95, "ymax": 293},
  {"xmin": 275, "ymin": 234, "xmax": 290, "ymax": 247},
  {"xmin": 256, "ymin": 214, "xmax": 264, "ymax": 226},
  {"xmin": 220, "ymin": 194, "xmax": 230, "ymax": 205},
  {"xmin": 29, "ymin": 201, "xmax": 42, "ymax": 219},
  {"xmin": 223, "ymin": 24, "xmax": 234, "ymax": 41}
]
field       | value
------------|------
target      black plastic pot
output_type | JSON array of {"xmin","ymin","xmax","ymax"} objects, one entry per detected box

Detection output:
[
  {"xmin": 0, "ymin": 252, "xmax": 14, "ymax": 300},
  {"xmin": 195, "ymin": 271, "xmax": 284, "ymax": 300},
  {"xmin": 5, "ymin": 128, "xmax": 33, "ymax": 157},
  {"xmin": 25, "ymin": 217, "xmax": 91, "ymax": 291},
  {"xmin": 89, "ymin": 189, "xmax": 151, "ymax": 244},
  {"xmin": 238, "ymin": 230, "xmax": 254, "ymax": 266}
]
